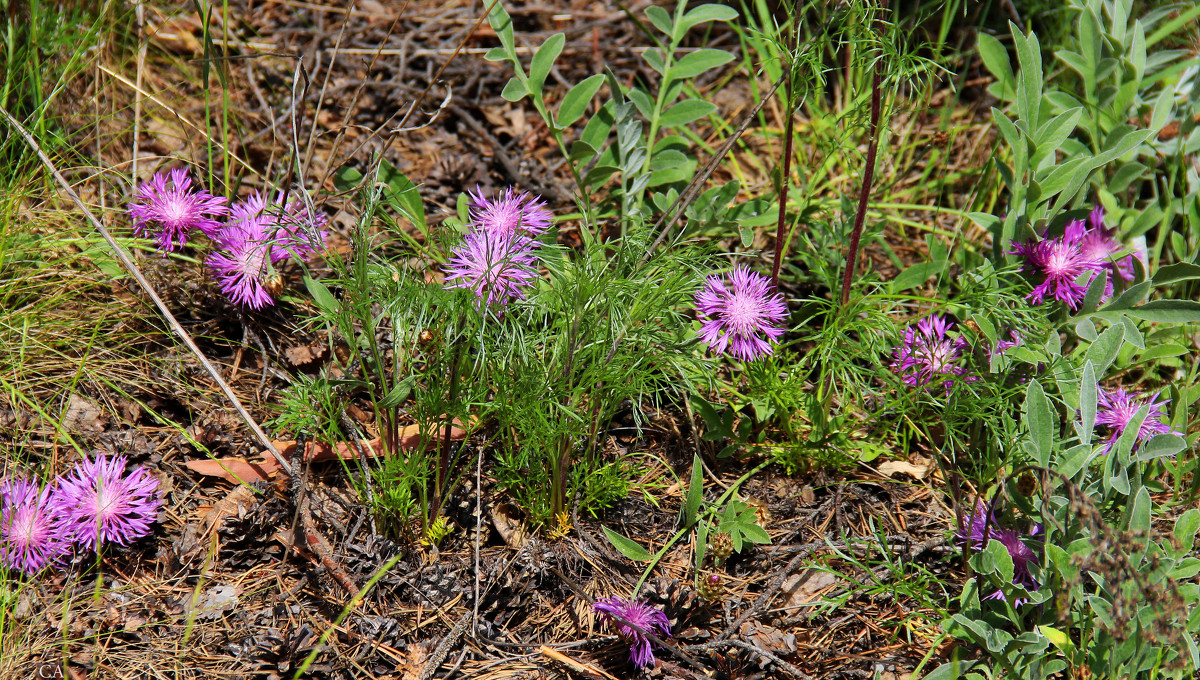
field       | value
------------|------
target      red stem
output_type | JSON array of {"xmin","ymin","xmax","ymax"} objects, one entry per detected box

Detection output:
[{"xmin": 839, "ymin": 4, "xmax": 888, "ymax": 308}]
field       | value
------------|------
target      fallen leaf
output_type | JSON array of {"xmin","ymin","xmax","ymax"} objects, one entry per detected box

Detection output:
[
  {"xmin": 184, "ymin": 421, "xmax": 469, "ymax": 483},
  {"xmin": 490, "ymin": 502, "xmax": 529, "ymax": 548},
  {"xmin": 398, "ymin": 642, "xmax": 428, "ymax": 680},
  {"xmin": 201, "ymin": 484, "xmax": 258, "ymax": 534},
  {"xmin": 780, "ymin": 569, "xmax": 840, "ymax": 609},
  {"xmin": 62, "ymin": 393, "xmax": 106, "ymax": 434},
  {"xmin": 878, "ymin": 459, "xmax": 931, "ymax": 480},
  {"xmin": 283, "ymin": 343, "xmax": 327, "ymax": 367}
]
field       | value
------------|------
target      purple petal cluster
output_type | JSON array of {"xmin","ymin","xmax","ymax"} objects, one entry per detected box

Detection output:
[
  {"xmin": 0, "ymin": 455, "xmax": 160, "ymax": 577},
  {"xmin": 593, "ymin": 596, "xmax": 672, "ymax": 668},
  {"xmin": 444, "ymin": 187, "xmax": 550, "ymax": 308},
  {"xmin": 890, "ymin": 315, "xmax": 971, "ymax": 390},
  {"xmin": 128, "ymin": 169, "xmax": 330, "ymax": 308},
  {"xmin": 0, "ymin": 479, "xmax": 70, "ymax": 575},
  {"xmin": 1095, "ymin": 386, "xmax": 1179, "ymax": 454},
  {"xmin": 694, "ymin": 266, "xmax": 788, "ymax": 362},
  {"xmin": 128, "ymin": 168, "xmax": 229, "ymax": 252},
  {"xmin": 206, "ymin": 191, "xmax": 329, "ymax": 309},
  {"xmin": 956, "ymin": 501, "xmax": 1042, "ymax": 605},
  {"xmin": 468, "ymin": 186, "xmax": 553, "ymax": 238},
  {"xmin": 1008, "ymin": 205, "xmax": 1134, "ymax": 310},
  {"xmin": 55, "ymin": 455, "xmax": 161, "ymax": 550}
]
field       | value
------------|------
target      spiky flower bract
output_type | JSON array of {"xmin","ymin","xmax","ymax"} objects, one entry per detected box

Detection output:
[
  {"xmin": 444, "ymin": 230, "xmax": 539, "ymax": 307},
  {"xmin": 468, "ymin": 186, "xmax": 553, "ymax": 238},
  {"xmin": 889, "ymin": 315, "xmax": 971, "ymax": 390},
  {"xmin": 694, "ymin": 266, "xmax": 788, "ymax": 362},
  {"xmin": 593, "ymin": 596, "xmax": 672, "ymax": 668},
  {"xmin": 54, "ymin": 455, "xmax": 160, "ymax": 550},
  {"xmin": 1095, "ymin": 387, "xmax": 1178, "ymax": 454},
  {"xmin": 128, "ymin": 168, "xmax": 229, "ymax": 252},
  {"xmin": 206, "ymin": 192, "xmax": 328, "ymax": 309},
  {"xmin": 0, "ymin": 478, "xmax": 70, "ymax": 575}
]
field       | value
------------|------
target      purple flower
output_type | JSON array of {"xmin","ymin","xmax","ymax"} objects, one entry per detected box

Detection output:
[
  {"xmin": 981, "ymin": 527, "xmax": 1041, "ymax": 605},
  {"xmin": 989, "ymin": 330, "xmax": 1024, "ymax": 359},
  {"xmin": 1063, "ymin": 207, "xmax": 1134, "ymax": 296},
  {"xmin": 954, "ymin": 500, "xmax": 997, "ymax": 549},
  {"xmin": 468, "ymin": 187, "xmax": 553, "ymax": 238},
  {"xmin": 443, "ymin": 230, "xmax": 540, "ymax": 307},
  {"xmin": 593, "ymin": 596, "xmax": 672, "ymax": 668},
  {"xmin": 231, "ymin": 191, "xmax": 330, "ymax": 263},
  {"xmin": 954, "ymin": 501, "xmax": 1041, "ymax": 605},
  {"xmin": 890, "ymin": 315, "xmax": 972, "ymax": 390},
  {"xmin": 0, "ymin": 478, "xmax": 70, "ymax": 575},
  {"xmin": 128, "ymin": 168, "xmax": 229, "ymax": 252},
  {"xmin": 54, "ymin": 455, "xmax": 160, "ymax": 550},
  {"xmin": 206, "ymin": 192, "xmax": 327, "ymax": 309},
  {"xmin": 1095, "ymin": 387, "xmax": 1179, "ymax": 454},
  {"xmin": 1008, "ymin": 235, "xmax": 1105, "ymax": 310},
  {"xmin": 694, "ymin": 266, "xmax": 788, "ymax": 362}
]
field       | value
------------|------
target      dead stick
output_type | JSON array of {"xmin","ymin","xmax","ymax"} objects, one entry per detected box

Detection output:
[{"xmin": 0, "ymin": 105, "xmax": 296, "ymax": 479}]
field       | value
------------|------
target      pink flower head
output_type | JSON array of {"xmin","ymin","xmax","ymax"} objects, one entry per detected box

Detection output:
[
  {"xmin": 54, "ymin": 455, "xmax": 160, "ymax": 550},
  {"xmin": 988, "ymin": 330, "xmax": 1024, "ymax": 359},
  {"xmin": 1095, "ymin": 387, "xmax": 1179, "ymax": 454},
  {"xmin": 443, "ymin": 230, "xmax": 540, "ymax": 307},
  {"xmin": 593, "ymin": 596, "xmax": 672, "ymax": 668},
  {"xmin": 206, "ymin": 192, "xmax": 327, "ymax": 309},
  {"xmin": 694, "ymin": 266, "xmax": 788, "ymax": 362},
  {"xmin": 1064, "ymin": 207, "xmax": 1134, "ymax": 295},
  {"xmin": 468, "ymin": 186, "xmax": 553, "ymax": 238},
  {"xmin": 1008, "ymin": 235, "xmax": 1105, "ymax": 310},
  {"xmin": 128, "ymin": 168, "xmax": 228, "ymax": 252},
  {"xmin": 954, "ymin": 500, "xmax": 1041, "ymax": 605},
  {"xmin": 981, "ymin": 527, "xmax": 1041, "ymax": 606},
  {"xmin": 0, "ymin": 478, "xmax": 70, "ymax": 575},
  {"xmin": 890, "ymin": 315, "xmax": 971, "ymax": 390}
]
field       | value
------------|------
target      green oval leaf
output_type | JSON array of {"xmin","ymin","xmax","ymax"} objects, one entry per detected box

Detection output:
[
  {"xmin": 602, "ymin": 526, "xmax": 653, "ymax": 562},
  {"xmin": 659, "ymin": 98, "xmax": 717, "ymax": 127},
  {"xmin": 668, "ymin": 48, "xmax": 734, "ymax": 80},
  {"xmin": 528, "ymin": 33, "xmax": 565, "ymax": 94},
  {"xmin": 557, "ymin": 73, "xmax": 605, "ymax": 129}
]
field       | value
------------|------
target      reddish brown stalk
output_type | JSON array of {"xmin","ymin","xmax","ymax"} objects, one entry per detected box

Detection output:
[
  {"xmin": 839, "ymin": 3, "xmax": 888, "ymax": 308},
  {"xmin": 770, "ymin": 10, "xmax": 805, "ymax": 287}
]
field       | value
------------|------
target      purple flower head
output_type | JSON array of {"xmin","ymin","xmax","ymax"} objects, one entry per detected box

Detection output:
[
  {"xmin": 1095, "ymin": 387, "xmax": 1179, "ymax": 455},
  {"xmin": 128, "ymin": 168, "xmax": 229, "ymax": 252},
  {"xmin": 890, "ymin": 315, "xmax": 972, "ymax": 390},
  {"xmin": 954, "ymin": 500, "xmax": 997, "ymax": 550},
  {"xmin": 0, "ymin": 478, "xmax": 70, "ymax": 575},
  {"xmin": 468, "ymin": 187, "xmax": 553, "ymax": 239},
  {"xmin": 954, "ymin": 500, "xmax": 1042, "ymax": 605},
  {"xmin": 443, "ymin": 230, "xmax": 540, "ymax": 308},
  {"xmin": 988, "ymin": 330, "xmax": 1024, "ymax": 360},
  {"xmin": 1008, "ymin": 235, "xmax": 1105, "ymax": 310},
  {"xmin": 230, "ymin": 191, "xmax": 329, "ymax": 263},
  {"xmin": 54, "ymin": 455, "xmax": 160, "ymax": 550},
  {"xmin": 1063, "ymin": 209, "xmax": 1134, "ymax": 294},
  {"xmin": 694, "ymin": 266, "xmax": 788, "ymax": 362},
  {"xmin": 593, "ymin": 596, "xmax": 672, "ymax": 668},
  {"xmin": 207, "ymin": 218, "xmax": 278, "ymax": 309},
  {"xmin": 981, "ymin": 527, "xmax": 1041, "ymax": 606}
]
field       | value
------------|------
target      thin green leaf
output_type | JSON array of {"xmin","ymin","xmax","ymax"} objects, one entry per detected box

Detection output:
[
  {"xmin": 668, "ymin": 49, "xmax": 734, "ymax": 80},
  {"xmin": 528, "ymin": 33, "xmax": 565, "ymax": 94},
  {"xmin": 602, "ymin": 526, "xmax": 653, "ymax": 562}
]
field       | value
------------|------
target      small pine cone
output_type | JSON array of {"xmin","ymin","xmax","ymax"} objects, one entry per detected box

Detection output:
[
  {"xmin": 708, "ymin": 532, "xmax": 733, "ymax": 562},
  {"xmin": 696, "ymin": 572, "xmax": 724, "ymax": 603}
]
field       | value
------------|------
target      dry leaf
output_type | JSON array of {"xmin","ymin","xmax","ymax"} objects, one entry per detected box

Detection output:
[
  {"xmin": 398, "ymin": 642, "xmax": 428, "ymax": 680},
  {"xmin": 184, "ymin": 421, "xmax": 469, "ymax": 483},
  {"xmin": 283, "ymin": 343, "xmax": 327, "ymax": 367},
  {"xmin": 201, "ymin": 484, "xmax": 258, "ymax": 534},
  {"xmin": 780, "ymin": 569, "xmax": 840, "ymax": 609},
  {"xmin": 878, "ymin": 458, "xmax": 932, "ymax": 480},
  {"xmin": 63, "ymin": 393, "xmax": 106, "ymax": 434},
  {"xmin": 490, "ymin": 502, "xmax": 529, "ymax": 548}
]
